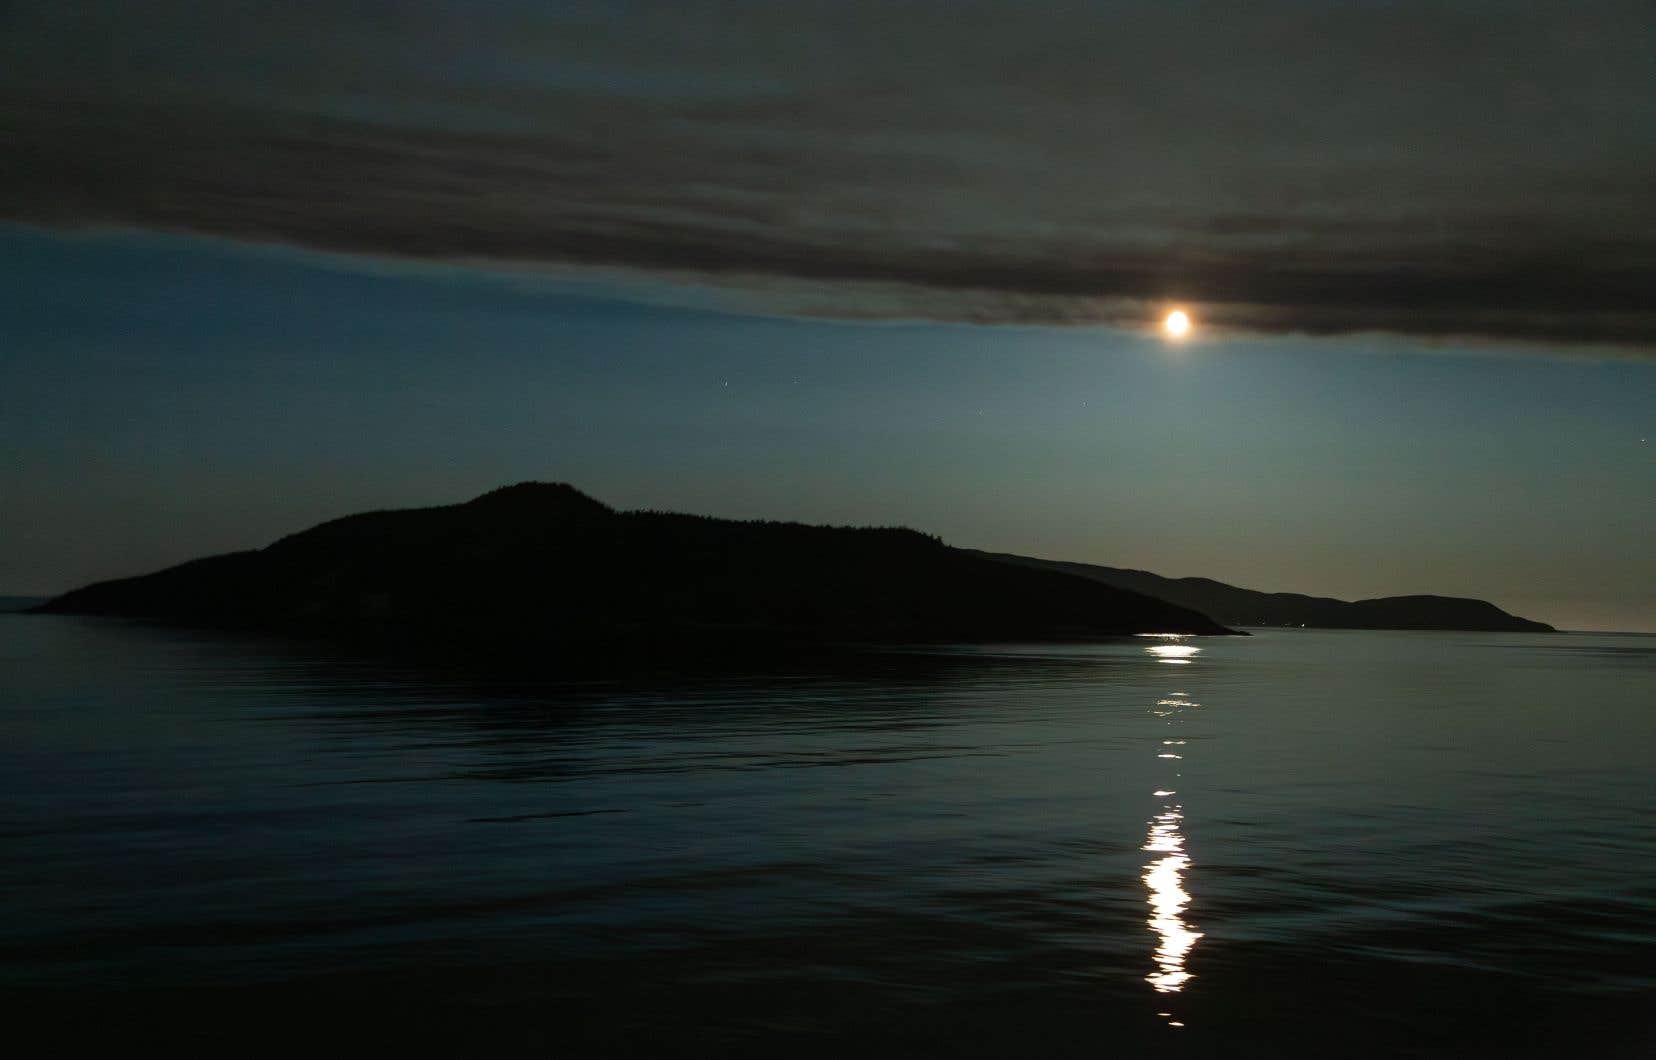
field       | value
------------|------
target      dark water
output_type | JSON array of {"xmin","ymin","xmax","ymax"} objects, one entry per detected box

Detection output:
[{"xmin": 2, "ymin": 616, "xmax": 1652, "ymax": 1056}]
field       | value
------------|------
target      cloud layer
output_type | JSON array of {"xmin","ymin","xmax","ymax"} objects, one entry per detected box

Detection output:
[{"xmin": 4, "ymin": 1, "xmax": 1653, "ymax": 348}]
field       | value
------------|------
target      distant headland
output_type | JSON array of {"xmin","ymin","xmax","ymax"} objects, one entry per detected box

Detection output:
[
  {"xmin": 965, "ymin": 551, "xmax": 1553, "ymax": 633},
  {"xmin": 32, "ymin": 483, "xmax": 1238, "ymax": 653}
]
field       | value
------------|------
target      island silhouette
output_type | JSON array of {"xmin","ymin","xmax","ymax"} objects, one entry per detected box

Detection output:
[
  {"xmin": 35, "ymin": 483, "xmax": 1553, "ymax": 654},
  {"xmin": 34, "ymin": 483, "xmax": 1237, "ymax": 653}
]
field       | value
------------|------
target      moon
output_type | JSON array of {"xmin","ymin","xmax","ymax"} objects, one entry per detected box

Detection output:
[{"xmin": 1163, "ymin": 309, "xmax": 1192, "ymax": 339}]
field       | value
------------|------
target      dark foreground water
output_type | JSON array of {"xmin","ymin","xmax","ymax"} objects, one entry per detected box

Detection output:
[{"xmin": 2, "ymin": 616, "xmax": 1652, "ymax": 1056}]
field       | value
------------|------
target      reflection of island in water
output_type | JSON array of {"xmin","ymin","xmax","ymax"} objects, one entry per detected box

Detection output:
[{"xmin": 1143, "ymin": 639, "xmax": 1204, "ymax": 1028}]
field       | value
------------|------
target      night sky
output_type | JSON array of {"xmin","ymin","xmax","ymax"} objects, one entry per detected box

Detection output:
[{"xmin": 3, "ymin": 2, "xmax": 1652, "ymax": 630}]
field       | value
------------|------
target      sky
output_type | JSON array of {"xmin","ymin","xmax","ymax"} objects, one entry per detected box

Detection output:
[{"xmin": 2, "ymin": 2, "xmax": 1653, "ymax": 630}]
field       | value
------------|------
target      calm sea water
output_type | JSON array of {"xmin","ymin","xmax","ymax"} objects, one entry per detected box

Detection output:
[{"xmin": 2, "ymin": 616, "xmax": 1652, "ymax": 1056}]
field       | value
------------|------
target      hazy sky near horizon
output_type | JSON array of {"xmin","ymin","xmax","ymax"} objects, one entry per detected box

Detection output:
[{"xmin": 2, "ymin": 3, "xmax": 1653, "ymax": 630}]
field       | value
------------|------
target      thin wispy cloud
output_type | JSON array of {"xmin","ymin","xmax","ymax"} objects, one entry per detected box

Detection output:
[{"xmin": 4, "ymin": 1, "xmax": 1652, "ymax": 349}]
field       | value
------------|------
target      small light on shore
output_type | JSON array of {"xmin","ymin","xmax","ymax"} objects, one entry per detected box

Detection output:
[{"xmin": 1164, "ymin": 309, "xmax": 1192, "ymax": 339}]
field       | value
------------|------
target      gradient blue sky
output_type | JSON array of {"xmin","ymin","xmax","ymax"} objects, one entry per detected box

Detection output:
[{"xmin": 3, "ymin": 224, "xmax": 1651, "ymax": 631}]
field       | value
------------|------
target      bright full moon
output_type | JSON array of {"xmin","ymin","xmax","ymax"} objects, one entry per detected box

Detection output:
[{"xmin": 1164, "ymin": 309, "xmax": 1192, "ymax": 338}]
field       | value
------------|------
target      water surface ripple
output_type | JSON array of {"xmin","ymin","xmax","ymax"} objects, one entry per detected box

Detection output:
[{"xmin": 2, "ymin": 618, "xmax": 1652, "ymax": 1056}]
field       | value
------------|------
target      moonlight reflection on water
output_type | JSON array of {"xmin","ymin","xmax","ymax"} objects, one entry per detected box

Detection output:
[{"xmin": 1143, "ymin": 647, "xmax": 1203, "ymax": 1024}]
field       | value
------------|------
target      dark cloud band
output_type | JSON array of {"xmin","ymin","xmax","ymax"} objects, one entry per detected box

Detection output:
[{"xmin": 4, "ymin": 2, "xmax": 1652, "ymax": 350}]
